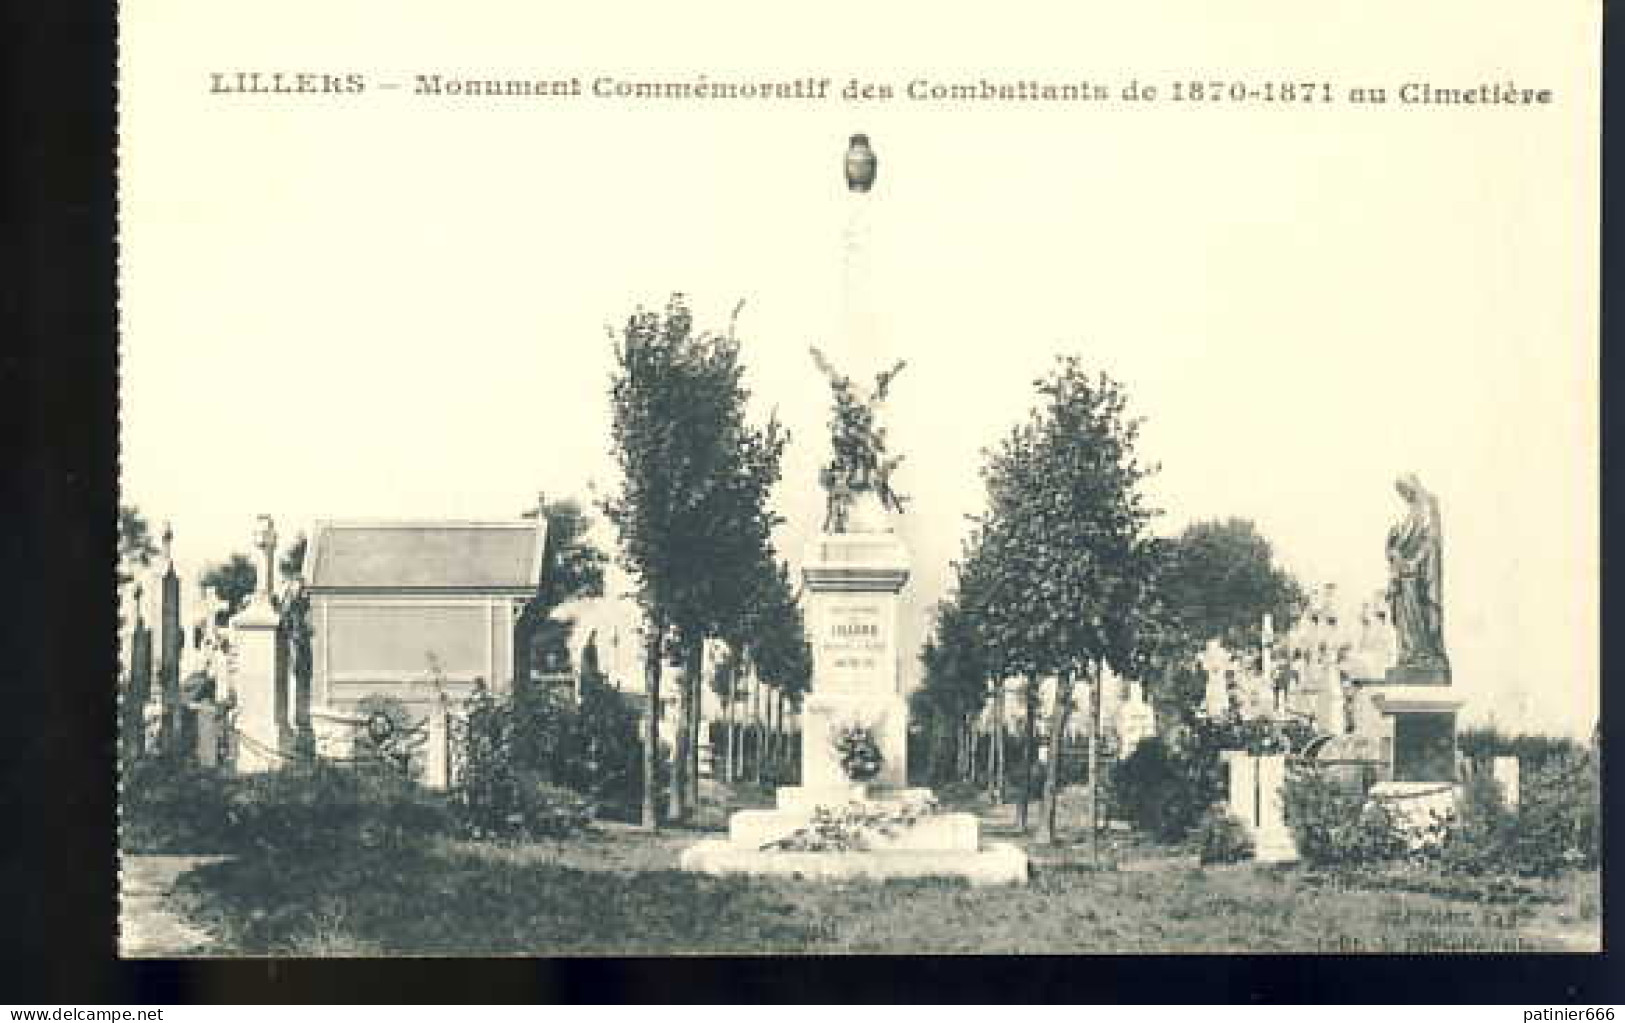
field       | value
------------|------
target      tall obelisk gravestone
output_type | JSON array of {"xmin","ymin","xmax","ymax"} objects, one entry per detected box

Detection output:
[{"xmin": 798, "ymin": 134, "xmax": 911, "ymax": 793}]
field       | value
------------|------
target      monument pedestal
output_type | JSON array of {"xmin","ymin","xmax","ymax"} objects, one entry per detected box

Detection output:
[
  {"xmin": 1345, "ymin": 673, "xmax": 1463, "ymax": 842},
  {"xmin": 679, "ymin": 525, "xmax": 1028, "ymax": 886},
  {"xmin": 229, "ymin": 597, "xmax": 283, "ymax": 773},
  {"xmin": 1356, "ymin": 680, "xmax": 1462, "ymax": 783}
]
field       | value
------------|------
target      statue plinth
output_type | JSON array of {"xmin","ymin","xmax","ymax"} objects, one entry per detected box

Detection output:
[
  {"xmin": 1383, "ymin": 662, "xmax": 1452, "ymax": 686},
  {"xmin": 799, "ymin": 522, "xmax": 910, "ymax": 791}
]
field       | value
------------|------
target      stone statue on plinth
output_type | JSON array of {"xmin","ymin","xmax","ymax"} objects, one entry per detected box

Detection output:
[
  {"xmin": 810, "ymin": 345, "xmax": 907, "ymax": 533},
  {"xmin": 1385, "ymin": 473, "xmax": 1450, "ymax": 681}
]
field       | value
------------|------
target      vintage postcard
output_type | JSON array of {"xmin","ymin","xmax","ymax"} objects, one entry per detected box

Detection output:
[{"xmin": 117, "ymin": 0, "xmax": 1600, "ymax": 956}]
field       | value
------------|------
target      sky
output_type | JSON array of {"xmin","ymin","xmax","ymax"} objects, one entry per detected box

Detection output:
[{"xmin": 119, "ymin": 0, "xmax": 1599, "ymax": 735}]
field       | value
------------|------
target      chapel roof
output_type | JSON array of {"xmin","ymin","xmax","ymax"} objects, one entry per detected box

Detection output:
[{"xmin": 306, "ymin": 520, "xmax": 546, "ymax": 594}]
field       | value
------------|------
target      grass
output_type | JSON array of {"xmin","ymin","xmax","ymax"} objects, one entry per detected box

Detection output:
[{"xmin": 164, "ymin": 807, "xmax": 1602, "ymax": 956}]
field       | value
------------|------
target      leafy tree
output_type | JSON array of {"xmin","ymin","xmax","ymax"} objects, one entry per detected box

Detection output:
[
  {"xmin": 602, "ymin": 295, "xmax": 787, "ymax": 826},
  {"xmin": 915, "ymin": 590, "xmax": 991, "ymax": 787},
  {"xmin": 972, "ymin": 356, "xmax": 1159, "ymax": 846},
  {"xmin": 279, "ymin": 533, "xmax": 309, "ymax": 583},
  {"xmin": 1146, "ymin": 518, "xmax": 1304, "ymax": 727},
  {"xmin": 200, "ymin": 553, "xmax": 257, "ymax": 618},
  {"xmin": 514, "ymin": 497, "xmax": 609, "ymax": 688},
  {"xmin": 746, "ymin": 559, "xmax": 812, "ymax": 785},
  {"xmin": 535, "ymin": 498, "xmax": 609, "ymax": 611},
  {"xmin": 118, "ymin": 505, "xmax": 160, "ymax": 586}
]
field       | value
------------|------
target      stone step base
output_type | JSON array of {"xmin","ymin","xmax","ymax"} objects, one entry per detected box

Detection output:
[
  {"xmin": 774, "ymin": 784, "xmax": 934, "ymax": 812},
  {"xmin": 679, "ymin": 840, "xmax": 1029, "ymax": 886},
  {"xmin": 1252, "ymin": 826, "xmax": 1299, "ymax": 864},
  {"xmin": 730, "ymin": 808, "xmax": 980, "ymax": 852}
]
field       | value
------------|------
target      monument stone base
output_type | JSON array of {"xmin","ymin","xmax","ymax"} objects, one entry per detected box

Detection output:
[
  {"xmin": 679, "ymin": 840, "xmax": 1031, "ymax": 886},
  {"xmin": 678, "ymin": 521, "xmax": 1028, "ymax": 886},
  {"xmin": 1361, "ymin": 684, "xmax": 1462, "ymax": 783},
  {"xmin": 678, "ymin": 783, "xmax": 1028, "ymax": 886}
]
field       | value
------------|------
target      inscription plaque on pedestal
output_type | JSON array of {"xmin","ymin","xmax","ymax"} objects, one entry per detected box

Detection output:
[{"xmin": 820, "ymin": 601, "xmax": 884, "ymax": 687}]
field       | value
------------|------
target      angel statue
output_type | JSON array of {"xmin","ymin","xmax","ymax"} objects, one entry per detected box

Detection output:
[{"xmin": 811, "ymin": 346, "xmax": 908, "ymax": 533}]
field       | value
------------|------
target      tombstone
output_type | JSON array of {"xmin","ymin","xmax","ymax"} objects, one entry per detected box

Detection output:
[
  {"xmin": 1317, "ymin": 664, "xmax": 1348, "ymax": 736},
  {"xmin": 1492, "ymin": 755, "xmax": 1520, "ymax": 807},
  {"xmin": 1114, "ymin": 681, "xmax": 1156, "ymax": 757},
  {"xmin": 194, "ymin": 703, "xmax": 222, "ymax": 768},
  {"xmin": 1199, "ymin": 640, "xmax": 1232, "ymax": 718},
  {"xmin": 1251, "ymin": 753, "xmax": 1298, "ymax": 863},
  {"xmin": 1222, "ymin": 749, "xmax": 1257, "ymax": 830},
  {"xmin": 423, "ymin": 695, "xmax": 452, "ymax": 791}
]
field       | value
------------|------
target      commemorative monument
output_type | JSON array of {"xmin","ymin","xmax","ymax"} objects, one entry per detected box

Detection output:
[{"xmin": 679, "ymin": 137, "xmax": 1028, "ymax": 884}]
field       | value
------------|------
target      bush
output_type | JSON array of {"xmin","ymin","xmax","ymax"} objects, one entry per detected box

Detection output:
[
  {"xmin": 451, "ymin": 682, "xmax": 604, "ymax": 838},
  {"xmin": 1513, "ymin": 751, "xmax": 1599, "ymax": 874},
  {"xmin": 225, "ymin": 762, "xmax": 451, "ymax": 856},
  {"xmin": 1111, "ymin": 737, "xmax": 1204, "ymax": 842},
  {"xmin": 123, "ymin": 756, "xmax": 453, "ymax": 856},
  {"xmin": 1195, "ymin": 806, "xmax": 1254, "ymax": 865},
  {"xmin": 1282, "ymin": 764, "xmax": 1405, "ymax": 868},
  {"xmin": 1456, "ymin": 726, "xmax": 1584, "ymax": 774},
  {"xmin": 1431, "ymin": 751, "xmax": 1599, "ymax": 878},
  {"xmin": 350, "ymin": 694, "xmax": 425, "ymax": 780},
  {"xmin": 120, "ymin": 756, "xmax": 234, "ymax": 854},
  {"xmin": 512, "ymin": 776, "xmax": 595, "ymax": 838},
  {"xmin": 1430, "ymin": 769, "xmax": 1514, "ymax": 875}
]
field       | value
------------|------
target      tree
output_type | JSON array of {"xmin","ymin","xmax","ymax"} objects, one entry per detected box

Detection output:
[
  {"xmin": 972, "ymin": 356, "xmax": 1160, "ymax": 847},
  {"xmin": 749, "ymin": 559, "xmax": 812, "ymax": 782},
  {"xmin": 279, "ymin": 533, "xmax": 309, "ymax": 583},
  {"xmin": 200, "ymin": 553, "xmax": 257, "ymax": 619},
  {"xmin": 1148, "ymin": 518, "xmax": 1304, "ymax": 726},
  {"xmin": 915, "ymin": 591, "xmax": 991, "ymax": 787},
  {"xmin": 602, "ymin": 295, "xmax": 787, "ymax": 827},
  {"xmin": 515, "ymin": 497, "xmax": 610, "ymax": 687},
  {"xmin": 534, "ymin": 498, "xmax": 609, "ymax": 611},
  {"xmin": 118, "ymin": 505, "xmax": 160, "ymax": 586}
]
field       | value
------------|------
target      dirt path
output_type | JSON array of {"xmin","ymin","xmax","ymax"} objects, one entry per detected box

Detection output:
[{"xmin": 119, "ymin": 854, "xmax": 230, "ymax": 957}]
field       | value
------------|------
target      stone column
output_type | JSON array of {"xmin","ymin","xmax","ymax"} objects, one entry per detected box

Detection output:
[
  {"xmin": 231, "ymin": 602, "xmax": 281, "ymax": 772},
  {"xmin": 157, "ymin": 527, "xmax": 184, "ymax": 759},
  {"xmin": 125, "ymin": 586, "xmax": 153, "ymax": 760},
  {"xmin": 231, "ymin": 517, "xmax": 283, "ymax": 773},
  {"xmin": 424, "ymin": 696, "xmax": 452, "ymax": 791}
]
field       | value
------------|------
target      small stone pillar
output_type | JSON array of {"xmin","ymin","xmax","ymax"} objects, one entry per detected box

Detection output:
[
  {"xmin": 424, "ymin": 696, "xmax": 452, "ymax": 791},
  {"xmin": 1492, "ymin": 755, "xmax": 1520, "ymax": 807},
  {"xmin": 1222, "ymin": 749, "xmax": 1257, "ymax": 829},
  {"xmin": 231, "ymin": 516, "xmax": 283, "ymax": 773}
]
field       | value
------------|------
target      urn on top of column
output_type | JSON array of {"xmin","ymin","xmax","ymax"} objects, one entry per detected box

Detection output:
[{"xmin": 845, "ymin": 134, "xmax": 877, "ymax": 192}]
